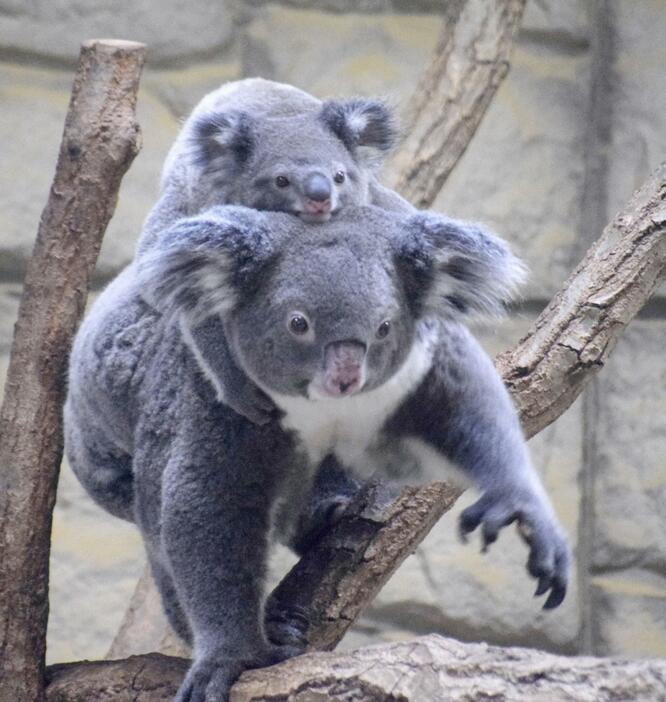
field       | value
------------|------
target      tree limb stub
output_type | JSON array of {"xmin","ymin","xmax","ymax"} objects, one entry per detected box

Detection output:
[
  {"xmin": 386, "ymin": 0, "xmax": 527, "ymax": 208},
  {"xmin": 270, "ymin": 162, "xmax": 666, "ymax": 653},
  {"xmin": 45, "ymin": 635, "xmax": 666, "ymax": 702},
  {"xmin": 0, "ymin": 39, "xmax": 145, "ymax": 702}
]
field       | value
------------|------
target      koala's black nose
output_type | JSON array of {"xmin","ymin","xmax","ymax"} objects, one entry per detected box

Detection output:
[{"xmin": 303, "ymin": 173, "xmax": 332, "ymax": 202}]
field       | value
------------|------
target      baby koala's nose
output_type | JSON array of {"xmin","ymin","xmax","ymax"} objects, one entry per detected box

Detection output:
[{"xmin": 303, "ymin": 173, "xmax": 332, "ymax": 203}]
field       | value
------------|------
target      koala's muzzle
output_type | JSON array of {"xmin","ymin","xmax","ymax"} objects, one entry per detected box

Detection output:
[
  {"xmin": 321, "ymin": 340, "xmax": 366, "ymax": 397},
  {"xmin": 303, "ymin": 173, "xmax": 332, "ymax": 209}
]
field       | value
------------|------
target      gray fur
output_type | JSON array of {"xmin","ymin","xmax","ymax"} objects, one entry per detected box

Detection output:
[{"xmin": 65, "ymin": 205, "xmax": 570, "ymax": 702}]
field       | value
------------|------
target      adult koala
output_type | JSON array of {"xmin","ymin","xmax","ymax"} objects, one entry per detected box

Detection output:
[
  {"xmin": 65, "ymin": 205, "xmax": 570, "ymax": 702},
  {"xmin": 137, "ymin": 78, "xmax": 412, "ymax": 427}
]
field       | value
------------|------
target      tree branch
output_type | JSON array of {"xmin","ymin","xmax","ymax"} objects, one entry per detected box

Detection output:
[
  {"xmin": 386, "ymin": 0, "xmax": 526, "ymax": 208},
  {"xmin": 0, "ymin": 39, "xmax": 145, "ymax": 702},
  {"xmin": 45, "ymin": 635, "xmax": 666, "ymax": 702},
  {"xmin": 497, "ymin": 162, "xmax": 666, "ymax": 439}
]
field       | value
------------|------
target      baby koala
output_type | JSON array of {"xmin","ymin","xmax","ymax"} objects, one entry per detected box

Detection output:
[{"xmin": 137, "ymin": 78, "xmax": 412, "ymax": 425}]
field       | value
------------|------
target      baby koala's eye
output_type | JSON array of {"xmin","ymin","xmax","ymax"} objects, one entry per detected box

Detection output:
[
  {"xmin": 275, "ymin": 175, "xmax": 290, "ymax": 188},
  {"xmin": 333, "ymin": 170, "xmax": 346, "ymax": 184},
  {"xmin": 288, "ymin": 313, "xmax": 310, "ymax": 336},
  {"xmin": 376, "ymin": 320, "xmax": 391, "ymax": 339}
]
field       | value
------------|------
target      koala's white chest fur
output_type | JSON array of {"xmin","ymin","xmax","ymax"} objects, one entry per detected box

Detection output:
[{"xmin": 266, "ymin": 333, "xmax": 436, "ymax": 480}]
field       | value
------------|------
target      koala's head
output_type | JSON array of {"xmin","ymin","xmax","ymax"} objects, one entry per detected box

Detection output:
[
  {"xmin": 141, "ymin": 206, "xmax": 525, "ymax": 400},
  {"xmin": 186, "ymin": 99, "xmax": 396, "ymax": 222}
]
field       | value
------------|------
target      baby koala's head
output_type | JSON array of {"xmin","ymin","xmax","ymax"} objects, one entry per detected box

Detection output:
[
  {"xmin": 140, "ymin": 206, "xmax": 526, "ymax": 401},
  {"xmin": 187, "ymin": 97, "xmax": 396, "ymax": 222}
]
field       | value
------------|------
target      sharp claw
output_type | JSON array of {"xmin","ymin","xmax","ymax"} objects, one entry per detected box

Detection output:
[
  {"xmin": 534, "ymin": 575, "xmax": 551, "ymax": 597},
  {"xmin": 543, "ymin": 583, "xmax": 566, "ymax": 610}
]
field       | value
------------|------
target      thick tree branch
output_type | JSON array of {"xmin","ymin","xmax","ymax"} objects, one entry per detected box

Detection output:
[
  {"xmin": 386, "ymin": 0, "xmax": 526, "ymax": 207},
  {"xmin": 45, "ymin": 634, "xmax": 666, "ymax": 702},
  {"xmin": 0, "ymin": 40, "xmax": 145, "ymax": 702}
]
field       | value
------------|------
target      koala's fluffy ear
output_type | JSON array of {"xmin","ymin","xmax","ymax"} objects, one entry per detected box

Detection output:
[
  {"xmin": 188, "ymin": 110, "xmax": 254, "ymax": 175},
  {"xmin": 396, "ymin": 213, "xmax": 527, "ymax": 320},
  {"xmin": 320, "ymin": 98, "xmax": 397, "ymax": 167},
  {"xmin": 137, "ymin": 207, "xmax": 275, "ymax": 325}
]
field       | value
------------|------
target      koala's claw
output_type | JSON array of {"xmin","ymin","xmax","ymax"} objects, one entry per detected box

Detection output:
[
  {"xmin": 459, "ymin": 491, "xmax": 570, "ymax": 610},
  {"xmin": 264, "ymin": 599, "xmax": 310, "ymax": 650},
  {"xmin": 176, "ymin": 644, "xmax": 301, "ymax": 702}
]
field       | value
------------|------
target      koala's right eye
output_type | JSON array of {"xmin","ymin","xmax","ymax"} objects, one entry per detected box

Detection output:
[
  {"xmin": 288, "ymin": 313, "xmax": 310, "ymax": 336},
  {"xmin": 275, "ymin": 175, "xmax": 290, "ymax": 188}
]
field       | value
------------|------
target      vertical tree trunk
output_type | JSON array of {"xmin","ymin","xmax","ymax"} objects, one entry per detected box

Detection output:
[{"xmin": 0, "ymin": 39, "xmax": 145, "ymax": 702}]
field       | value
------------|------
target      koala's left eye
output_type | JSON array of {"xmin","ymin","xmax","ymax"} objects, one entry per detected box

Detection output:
[
  {"xmin": 376, "ymin": 320, "xmax": 391, "ymax": 339},
  {"xmin": 333, "ymin": 170, "xmax": 345, "ymax": 184},
  {"xmin": 275, "ymin": 175, "xmax": 290, "ymax": 188}
]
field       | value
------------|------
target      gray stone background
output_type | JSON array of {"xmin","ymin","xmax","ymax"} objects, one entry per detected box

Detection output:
[{"xmin": 0, "ymin": 0, "xmax": 664, "ymax": 665}]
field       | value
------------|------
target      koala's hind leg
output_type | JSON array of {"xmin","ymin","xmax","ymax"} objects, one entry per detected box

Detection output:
[
  {"xmin": 65, "ymin": 419, "xmax": 134, "ymax": 522},
  {"xmin": 148, "ymin": 555, "xmax": 192, "ymax": 646}
]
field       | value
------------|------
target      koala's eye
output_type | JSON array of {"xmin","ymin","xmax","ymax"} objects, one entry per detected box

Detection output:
[
  {"xmin": 376, "ymin": 320, "xmax": 391, "ymax": 339},
  {"xmin": 275, "ymin": 175, "xmax": 290, "ymax": 188},
  {"xmin": 333, "ymin": 170, "xmax": 346, "ymax": 184},
  {"xmin": 289, "ymin": 313, "xmax": 310, "ymax": 336}
]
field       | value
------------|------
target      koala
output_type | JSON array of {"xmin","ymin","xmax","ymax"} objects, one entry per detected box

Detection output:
[
  {"xmin": 65, "ymin": 204, "xmax": 570, "ymax": 702},
  {"xmin": 136, "ymin": 78, "xmax": 413, "ymax": 427}
]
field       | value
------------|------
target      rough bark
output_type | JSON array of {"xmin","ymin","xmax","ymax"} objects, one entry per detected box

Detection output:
[
  {"xmin": 0, "ymin": 39, "xmax": 145, "ymax": 702},
  {"xmin": 46, "ymin": 634, "xmax": 666, "ymax": 702},
  {"xmin": 385, "ymin": 0, "xmax": 526, "ymax": 208}
]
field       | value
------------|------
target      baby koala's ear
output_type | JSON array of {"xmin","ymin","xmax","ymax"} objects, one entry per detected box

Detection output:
[
  {"xmin": 187, "ymin": 109, "xmax": 255, "ymax": 175},
  {"xmin": 320, "ymin": 98, "xmax": 397, "ymax": 167}
]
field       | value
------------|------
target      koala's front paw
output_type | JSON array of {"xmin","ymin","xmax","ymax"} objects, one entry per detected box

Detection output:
[
  {"xmin": 226, "ymin": 383, "xmax": 279, "ymax": 426},
  {"xmin": 459, "ymin": 490, "xmax": 571, "ymax": 610},
  {"xmin": 175, "ymin": 644, "xmax": 300, "ymax": 702},
  {"xmin": 264, "ymin": 596, "xmax": 309, "ymax": 650}
]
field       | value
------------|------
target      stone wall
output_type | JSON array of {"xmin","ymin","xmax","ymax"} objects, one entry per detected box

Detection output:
[{"xmin": 0, "ymin": 0, "xmax": 664, "ymax": 665}]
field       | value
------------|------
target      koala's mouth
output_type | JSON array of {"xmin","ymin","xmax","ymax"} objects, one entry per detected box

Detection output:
[{"xmin": 298, "ymin": 210, "xmax": 332, "ymax": 223}]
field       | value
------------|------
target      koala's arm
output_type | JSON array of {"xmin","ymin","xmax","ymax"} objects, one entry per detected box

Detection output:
[
  {"xmin": 184, "ymin": 315, "xmax": 278, "ymax": 425},
  {"xmin": 391, "ymin": 322, "xmax": 570, "ymax": 609}
]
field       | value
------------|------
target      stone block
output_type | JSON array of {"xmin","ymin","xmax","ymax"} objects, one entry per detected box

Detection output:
[
  {"xmin": 0, "ymin": 64, "xmax": 180, "ymax": 280},
  {"xmin": 47, "ymin": 461, "xmax": 145, "ymax": 664},
  {"xmin": 433, "ymin": 36, "xmax": 591, "ymax": 299},
  {"xmin": 239, "ymin": 5, "xmax": 439, "ymax": 98},
  {"xmin": 590, "ymin": 571, "xmax": 666, "ymax": 657},
  {"xmin": 0, "ymin": 0, "xmax": 234, "ymax": 66},
  {"xmin": 592, "ymin": 321, "xmax": 666, "ymax": 573},
  {"xmin": 607, "ymin": 1, "xmax": 666, "ymax": 219}
]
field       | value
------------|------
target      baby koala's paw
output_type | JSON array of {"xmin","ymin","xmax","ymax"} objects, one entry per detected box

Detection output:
[
  {"xmin": 459, "ymin": 489, "xmax": 570, "ymax": 610},
  {"xmin": 225, "ymin": 382, "xmax": 280, "ymax": 426}
]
